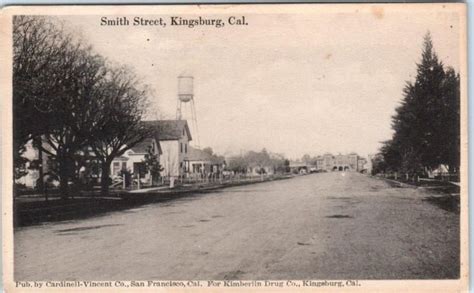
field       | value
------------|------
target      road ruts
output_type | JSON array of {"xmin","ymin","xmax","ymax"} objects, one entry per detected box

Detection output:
[{"xmin": 14, "ymin": 172, "xmax": 459, "ymax": 280}]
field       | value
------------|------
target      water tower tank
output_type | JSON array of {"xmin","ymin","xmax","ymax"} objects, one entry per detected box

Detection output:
[{"xmin": 178, "ymin": 75, "xmax": 193, "ymax": 102}]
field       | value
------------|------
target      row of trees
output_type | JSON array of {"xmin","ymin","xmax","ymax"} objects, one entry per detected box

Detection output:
[
  {"xmin": 226, "ymin": 149, "xmax": 290, "ymax": 174},
  {"xmin": 300, "ymin": 154, "xmax": 322, "ymax": 166},
  {"xmin": 373, "ymin": 33, "xmax": 460, "ymax": 179},
  {"xmin": 13, "ymin": 16, "xmax": 152, "ymax": 197},
  {"xmin": 201, "ymin": 147, "xmax": 226, "ymax": 166}
]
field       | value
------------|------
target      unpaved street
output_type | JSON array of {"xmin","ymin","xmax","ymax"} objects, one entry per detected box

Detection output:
[{"xmin": 15, "ymin": 172, "xmax": 459, "ymax": 280}]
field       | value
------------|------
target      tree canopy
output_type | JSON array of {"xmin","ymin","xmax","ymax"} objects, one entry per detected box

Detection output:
[
  {"xmin": 374, "ymin": 32, "xmax": 460, "ymax": 177},
  {"xmin": 226, "ymin": 149, "xmax": 289, "ymax": 173},
  {"xmin": 13, "ymin": 16, "xmax": 151, "ymax": 196}
]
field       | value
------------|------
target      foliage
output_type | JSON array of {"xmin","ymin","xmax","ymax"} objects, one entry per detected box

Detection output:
[
  {"xmin": 89, "ymin": 66, "xmax": 152, "ymax": 195},
  {"xmin": 377, "ymin": 32, "xmax": 460, "ymax": 177},
  {"xmin": 226, "ymin": 149, "xmax": 289, "ymax": 174},
  {"xmin": 143, "ymin": 145, "xmax": 163, "ymax": 181},
  {"xmin": 13, "ymin": 16, "xmax": 151, "ymax": 197},
  {"xmin": 201, "ymin": 147, "xmax": 225, "ymax": 167},
  {"xmin": 226, "ymin": 155, "xmax": 248, "ymax": 173},
  {"xmin": 301, "ymin": 154, "xmax": 312, "ymax": 165}
]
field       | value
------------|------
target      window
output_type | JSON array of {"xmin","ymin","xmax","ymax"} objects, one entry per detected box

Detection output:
[
  {"xmin": 113, "ymin": 162, "xmax": 120, "ymax": 175},
  {"xmin": 193, "ymin": 164, "xmax": 202, "ymax": 173},
  {"xmin": 185, "ymin": 144, "xmax": 187, "ymax": 153},
  {"xmin": 180, "ymin": 143, "xmax": 183, "ymax": 153}
]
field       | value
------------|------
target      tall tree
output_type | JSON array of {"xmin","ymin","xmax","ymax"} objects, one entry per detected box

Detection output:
[
  {"xmin": 90, "ymin": 66, "xmax": 151, "ymax": 195},
  {"xmin": 202, "ymin": 147, "xmax": 214, "ymax": 156},
  {"xmin": 38, "ymin": 46, "xmax": 108, "ymax": 198},
  {"xmin": 13, "ymin": 16, "xmax": 68, "ymax": 179},
  {"xmin": 438, "ymin": 67, "xmax": 460, "ymax": 172},
  {"xmin": 301, "ymin": 154, "xmax": 312, "ymax": 165},
  {"xmin": 13, "ymin": 16, "xmax": 107, "ymax": 197},
  {"xmin": 142, "ymin": 145, "xmax": 163, "ymax": 185},
  {"xmin": 13, "ymin": 16, "xmax": 154, "ymax": 198},
  {"xmin": 413, "ymin": 32, "xmax": 446, "ymax": 169},
  {"xmin": 227, "ymin": 155, "xmax": 247, "ymax": 173},
  {"xmin": 380, "ymin": 32, "xmax": 460, "ymax": 177}
]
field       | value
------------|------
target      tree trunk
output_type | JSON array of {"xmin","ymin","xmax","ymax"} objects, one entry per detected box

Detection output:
[
  {"xmin": 38, "ymin": 150, "xmax": 45, "ymax": 194},
  {"xmin": 34, "ymin": 137, "xmax": 45, "ymax": 195},
  {"xmin": 58, "ymin": 157, "xmax": 69, "ymax": 199},
  {"xmin": 100, "ymin": 161, "xmax": 111, "ymax": 196}
]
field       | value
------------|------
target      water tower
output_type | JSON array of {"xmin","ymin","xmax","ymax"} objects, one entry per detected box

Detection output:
[{"xmin": 176, "ymin": 75, "xmax": 200, "ymax": 148}]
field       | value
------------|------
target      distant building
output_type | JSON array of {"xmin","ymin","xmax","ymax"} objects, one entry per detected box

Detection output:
[
  {"xmin": 357, "ymin": 157, "xmax": 367, "ymax": 172},
  {"xmin": 323, "ymin": 153, "xmax": 334, "ymax": 171},
  {"xmin": 347, "ymin": 153, "xmax": 359, "ymax": 170},
  {"xmin": 315, "ymin": 153, "xmax": 367, "ymax": 172},
  {"xmin": 315, "ymin": 156, "xmax": 324, "ymax": 170},
  {"xmin": 366, "ymin": 154, "xmax": 375, "ymax": 175},
  {"xmin": 289, "ymin": 161, "xmax": 308, "ymax": 174}
]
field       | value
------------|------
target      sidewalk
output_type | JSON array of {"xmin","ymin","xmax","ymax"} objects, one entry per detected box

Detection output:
[
  {"xmin": 122, "ymin": 174, "xmax": 295, "ymax": 199},
  {"xmin": 15, "ymin": 173, "xmax": 297, "ymax": 227},
  {"xmin": 374, "ymin": 175, "xmax": 460, "ymax": 191}
]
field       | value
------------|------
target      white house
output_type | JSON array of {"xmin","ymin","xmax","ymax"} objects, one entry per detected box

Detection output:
[
  {"xmin": 143, "ymin": 120, "xmax": 192, "ymax": 178},
  {"xmin": 15, "ymin": 140, "xmax": 41, "ymax": 188},
  {"xmin": 16, "ymin": 120, "xmax": 190, "ymax": 188},
  {"xmin": 15, "ymin": 139, "xmax": 58, "ymax": 188},
  {"xmin": 183, "ymin": 146, "xmax": 225, "ymax": 177},
  {"xmin": 110, "ymin": 137, "xmax": 162, "ymax": 183}
]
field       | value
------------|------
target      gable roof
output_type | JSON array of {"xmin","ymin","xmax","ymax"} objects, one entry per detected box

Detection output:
[
  {"xmin": 143, "ymin": 120, "xmax": 192, "ymax": 141},
  {"xmin": 130, "ymin": 138, "xmax": 161, "ymax": 154},
  {"xmin": 185, "ymin": 146, "xmax": 213, "ymax": 162},
  {"xmin": 185, "ymin": 146, "xmax": 224, "ymax": 164}
]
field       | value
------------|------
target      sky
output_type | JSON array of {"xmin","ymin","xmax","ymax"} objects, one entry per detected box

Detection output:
[{"xmin": 59, "ymin": 5, "xmax": 462, "ymax": 160}]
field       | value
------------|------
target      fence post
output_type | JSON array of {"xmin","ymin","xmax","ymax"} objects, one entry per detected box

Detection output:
[{"xmin": 138, "ymin": 173, "xmax": 141, "ymax": 190}]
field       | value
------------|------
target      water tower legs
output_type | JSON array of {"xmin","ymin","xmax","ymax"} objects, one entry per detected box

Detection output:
[
  {"xmin": 190, "ymin": 99, "xmax": 200, "ymax": 148},
  {"xmin": 176, "ymin": 99, "xmax": 182, "ymax": 120}
]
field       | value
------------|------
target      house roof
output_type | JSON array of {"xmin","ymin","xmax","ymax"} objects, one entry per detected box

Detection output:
[
  {"xmin": 185, "ymin": 147, "xmax": 212, "ymax": 162},
  {"xmin": 130, "ymin": 138, "xmax": 156, "ymax": 154},
  {"xmin": 185, "ymin": 146, "xmax": 224, "ymax": 164},
  {"xmin": 143, "ymin": 120, "xmax": 192, "ymax": 141}
]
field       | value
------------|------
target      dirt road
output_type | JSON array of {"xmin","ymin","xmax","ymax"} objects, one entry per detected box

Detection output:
[{"xmin": 14, "ymin": 172, "xmax": 459, "ymax": 280}]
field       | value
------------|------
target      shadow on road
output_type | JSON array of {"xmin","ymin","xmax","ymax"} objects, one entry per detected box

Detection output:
[
  {"xmin": 14, "ymin": 192, "xmax": 205, "ymax": 228},
  {"xmin": 15, "ymin": 176, "xmax": 296, "ymax": 228},
  {"xmin": 423, "ymin": 196, "xmax": 460, "ymax": 214}
]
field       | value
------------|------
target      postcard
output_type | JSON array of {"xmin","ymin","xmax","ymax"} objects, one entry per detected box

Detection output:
[{"xmin": 0, "ymin": 3, "xmax": 468, "ymax": 292}]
